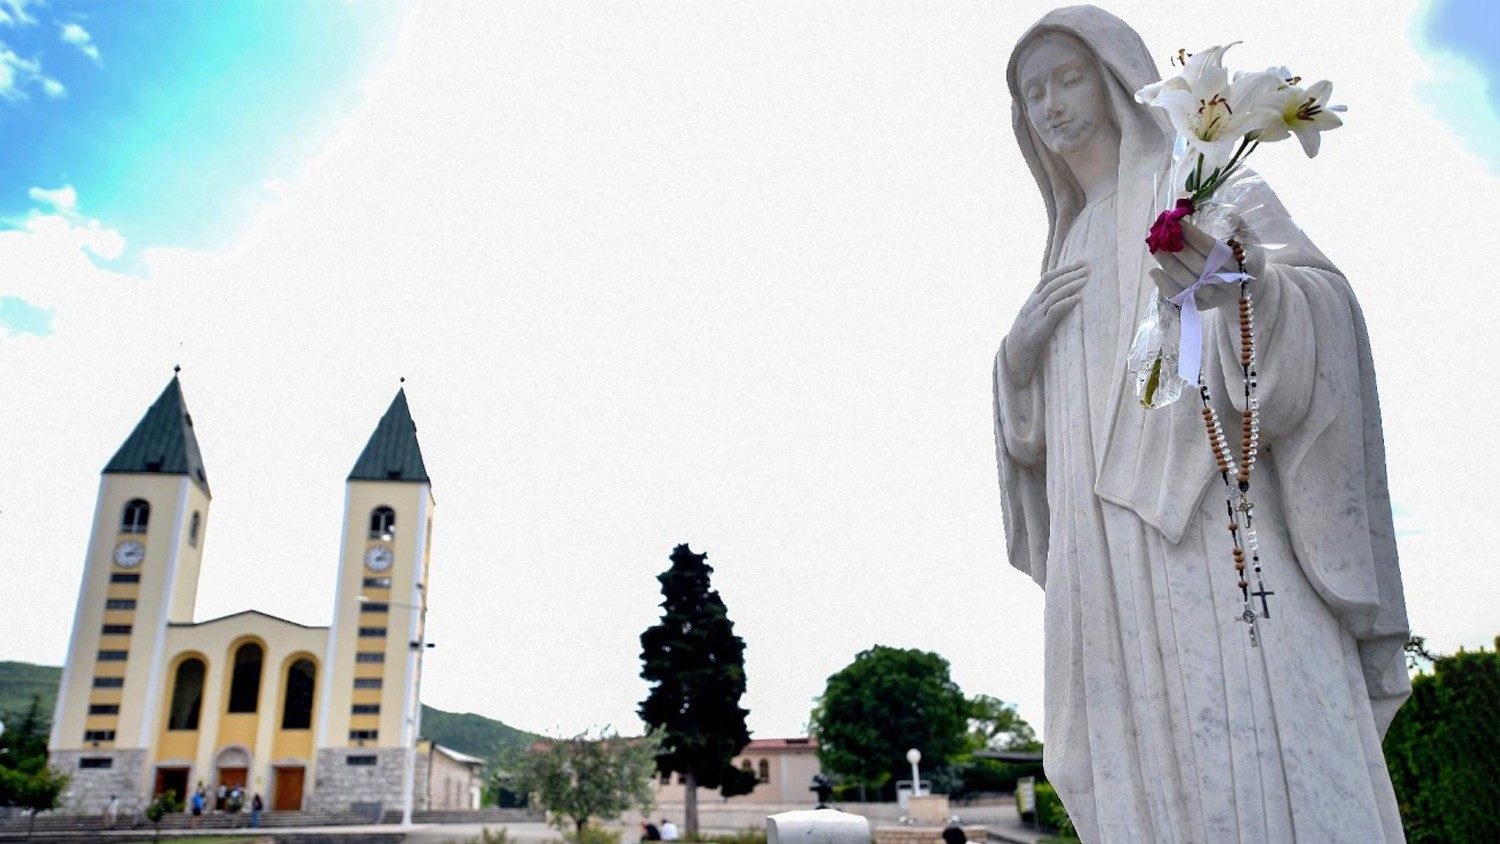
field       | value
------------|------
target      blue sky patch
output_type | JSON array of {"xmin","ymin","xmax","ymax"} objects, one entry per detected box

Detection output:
[
  {"xmin": 0, "ymin": 294, "xmax": 55, "ymax": 337},
  {"xmin": 1415, "ymin": 0, "xmax": 1500, "ymax": 171},
  {"xmin": 0, "ymin": 0, "xmax": 408, "ymax": 268},
  {"xmin": 1424, "ymin": 0, "xmax": 1500, "ymax": 115}
]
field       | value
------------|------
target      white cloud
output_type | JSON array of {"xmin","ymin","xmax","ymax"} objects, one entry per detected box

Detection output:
[
  {"xmin": 28, "ymin": 184, "xmax": 78, "ymax": 212},
  {"xmin": 59, "ymin": 22, "xmax": 99, "ymax": 63},
  {"xmin": 0, "ymin": 0, "xmax": 38, "ymax": 28},
  {"xmin": 23, "ymin": 186, "xmax": 127, "ymax": 261},
  {"xmin": 0, "ymin": 41, "xmax": 62, "ymax": 100},
  {"xmin": 23, "ymin": 214, "xmax": 127, "ymax": 260},
  {"xmin": 0, "ymin": 43, "xmax": 38, "ymax": 99},
  {"xmin": 0, "ymin": 188, "xmax": 128, "ymax": 341},
  {"xmin": 0, "ymin": 1, "xmax": 1496, "ymax": 741}
]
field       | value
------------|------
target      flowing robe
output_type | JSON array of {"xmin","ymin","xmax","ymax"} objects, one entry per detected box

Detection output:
[{"xmin": 993, "ymin": 173, "xmax": 1409, "ymax": 843}]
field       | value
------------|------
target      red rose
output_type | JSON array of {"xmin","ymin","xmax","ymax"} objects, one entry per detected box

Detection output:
[{"xmin": 1145, "ymin": 198, "xmax": 1195, "ymax": 254}]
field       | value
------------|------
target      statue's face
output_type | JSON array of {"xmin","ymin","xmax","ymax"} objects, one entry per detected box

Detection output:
[{"xmin": 1018, "ymin": 33, "xmax": 1111, "ymax": 157}]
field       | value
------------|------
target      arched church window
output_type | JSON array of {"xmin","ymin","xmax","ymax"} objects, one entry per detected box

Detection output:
[
  {"xmin": 757, "ymin": 759, "xmax": 770, "ymax": 783},
  {"xmin": 369, "ymin": 507, "xmax": 396, "ymax": 539},
  {"xmin": 188, "ymin": 511, "xmax": 201, "ymax": 546},
  {"xmin": 121, "ymin": 499, "xmax": 150, "ymax": 534},
  {"xmin": 281, "ymin": 658, "xmax": 317, "ymax": 729},
  {"xmin": 227, "ymin": 642, "xmax": 263, "ymax": 713},
  {"xmin": 168, "ymin": 658, "xmax": 205, "ymax": 730}
]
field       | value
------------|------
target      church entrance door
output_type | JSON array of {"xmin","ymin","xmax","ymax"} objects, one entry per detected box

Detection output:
[
  {"xmin": 273, "ymin": 766, "xmax": 305, "ymax": 811},
  {"xmin": 218, "ymin": 766, "xmax": 247, "ymax": 793},
  {"xmin": 154, "ymin": 766, "xmax": 189, "ymax": 800}
]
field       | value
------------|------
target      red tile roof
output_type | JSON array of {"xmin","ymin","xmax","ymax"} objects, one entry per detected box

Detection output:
[{"xmin": 745, "ymin": 737, "xmax": 817, "ymax": 751}]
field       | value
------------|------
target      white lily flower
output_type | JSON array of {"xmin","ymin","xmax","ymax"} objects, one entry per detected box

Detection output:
[
  {"xmin": 1135, "ymin": 44, "xmax": 1280, "ymax": 174},
  {"xmin": 1134, "ymin": 43, "xmax": 1234, "ymax": 107},
  {"xmin": 1254, "ymin": 79, "xmax": 1346, "ymax": 157}
]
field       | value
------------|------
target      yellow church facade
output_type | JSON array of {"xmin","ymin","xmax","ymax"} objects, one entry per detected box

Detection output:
[{"xmin": 47, "ymin": 374, "xmax": 449, "ymax": 814}]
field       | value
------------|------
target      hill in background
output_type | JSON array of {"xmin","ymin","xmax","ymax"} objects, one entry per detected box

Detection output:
[
  {"xmin": 0, "ymin": 661, "xmax": 60, "ymax": 723},
  {"xmin": 0, "ymin": 661, "xmax": 537, "ymax": 762}
]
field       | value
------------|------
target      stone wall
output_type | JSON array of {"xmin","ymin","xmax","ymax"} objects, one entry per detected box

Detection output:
[
  {"xmin": 49, "ymin": 748, "xmax": 148, "ymax": 813},
  {"xmin": 307, "ymin": 747, "xmax": 430, "ymax": 814}
]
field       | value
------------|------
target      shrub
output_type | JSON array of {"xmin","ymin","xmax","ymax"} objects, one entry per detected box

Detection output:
[
  {"xmin": 1032, "ymin": 783, "xmax": 1077, "ymax": 840},
  {"xmin": 562, "ymin": 825, "xmax": 623, "ymax": 844},
  {"xmin": 962, "ymin": 758, "xmax": 1044, "ymax": 795},
  {"xmin": 145, "ymin": 790, "xmax": 184, "ymax": 842},
  {"xmin": 688, "ymin": 829, "xmax": 767, "ymax": 844}
]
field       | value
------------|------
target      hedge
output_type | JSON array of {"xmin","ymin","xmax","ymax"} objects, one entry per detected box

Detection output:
[{"xmin": 1383, "ymin": 639, "xmax": 1500, "ymax": 843}]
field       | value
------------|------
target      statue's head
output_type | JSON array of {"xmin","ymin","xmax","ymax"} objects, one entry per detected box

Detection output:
[
  {"xmin": 1015, "ymin": 31, "xmax": 1114, "ymax": 158},
  {"xmin": 1006, "ymin": 7, "xmax": 1173, "ymax": 266}
]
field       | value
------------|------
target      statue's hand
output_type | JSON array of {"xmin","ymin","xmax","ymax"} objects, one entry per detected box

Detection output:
[
  {"xmin": 1005, "ymin": 260, "xmax": 1089, "ymax": 382},
  {"xmin": 1149, "ymin": 219, "xmax": 1265, "ymax": 311}
]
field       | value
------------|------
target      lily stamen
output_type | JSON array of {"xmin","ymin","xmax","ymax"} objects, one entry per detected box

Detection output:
[{"xmin": 1296, "ymin": 97, "xmax": 1323, "ymax": 121}]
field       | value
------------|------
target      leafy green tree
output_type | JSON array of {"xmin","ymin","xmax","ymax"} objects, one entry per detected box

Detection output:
[
  {"xmin": 0, "ymin": 693, "xmax": 70, "ymax": 837},
  {"xmin": 145, "ymin": 789, "xmax": 183, "ymax": 842},
  {"xmin": 810, "ymin": 646, "xmax": 970, "ymax": 798},
  {"xmin": 0, "ymin": 763, "xmax": 70, "ymax": 840},
  {"xmin": 0, "ymin": 694, "xmax": 49, "ymax": 771},
  {"xmin": 639, "ymin": 543, "xmax": 757, "ymax": 836},
  {"xmin": 512, "ymin": 728, "xmax": 660, "ymax": 837},
  {"xmin": 967, "ymin": 694, "xmax": 1039, "ymax": 752}
]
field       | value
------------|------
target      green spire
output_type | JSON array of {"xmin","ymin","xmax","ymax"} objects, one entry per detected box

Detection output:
[
  {"xmin": 104, "ymin": 374, "xmax": 210, "ymax": 494},
  {"xmin": 348, "ymin": 388, "xmax": 429, "ymax": 483}
]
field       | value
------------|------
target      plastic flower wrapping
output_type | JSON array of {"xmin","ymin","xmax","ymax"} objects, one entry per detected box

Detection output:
[{"xmin": 1126, "ymin": 43, "xmax": 1345, "ymax": 408}]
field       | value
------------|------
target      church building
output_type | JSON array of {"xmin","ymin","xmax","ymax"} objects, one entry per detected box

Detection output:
[{"xmin": 46, "ymin": 374, "xmax": 456, "ymax": 814}]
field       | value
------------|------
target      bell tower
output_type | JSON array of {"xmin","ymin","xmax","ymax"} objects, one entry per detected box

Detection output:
[
  {"xmin": 49, "ymin": 372, "xmax": 212, "ymax": 806},
  {"xmin": 312, "ymin": 387, "xmax": 435, "ymax": 809}
]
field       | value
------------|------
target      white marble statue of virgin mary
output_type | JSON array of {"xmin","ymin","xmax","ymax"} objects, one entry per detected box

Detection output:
[{"xmin": 993, "ymin": 7, "xmax": 1412, "ymax": 842}]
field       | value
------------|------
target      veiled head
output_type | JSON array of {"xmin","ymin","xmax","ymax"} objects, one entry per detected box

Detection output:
[
  {"xmin": 1006, "ymin": 6, "xmax": 1173, "ymax": 268},
  {"xmin": 1016, "ymin": 32, "xmax": 1113, "ymax": 157}
]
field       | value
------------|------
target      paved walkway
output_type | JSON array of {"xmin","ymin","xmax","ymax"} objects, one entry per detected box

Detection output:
[
  {"xmin": 395, "ymin": 815, "xmax": 1052, "ymax": 844},
  {"xmin": 981, "ymin": 815, "xmax": 1048, "ymax": 844},
  {"xmin": 4, "ymin": 814, "xmax": 1052, "ymax": 844},
  {"xmin": 401, "ymin": 821, "xmax": 560, "ymax": 844}
]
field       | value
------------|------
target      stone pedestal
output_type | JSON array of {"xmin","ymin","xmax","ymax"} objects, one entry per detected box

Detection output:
[
  {"xmin": 767, "ymin": 809, "xmax": 872, "ymax": 844},
  {"xmin": 904, "ymin": 795, "xmax": 950, "ymax": 824}
]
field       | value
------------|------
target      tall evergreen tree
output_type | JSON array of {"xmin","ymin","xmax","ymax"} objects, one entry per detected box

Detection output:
[{"xmin": 639, "ymin": 543, "xmax": 757, "ymax": 837}]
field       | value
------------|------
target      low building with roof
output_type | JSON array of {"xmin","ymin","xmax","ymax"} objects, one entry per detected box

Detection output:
[{"xmin": 653, "ymin": 737, "xmax": 822, "ymax": 806}]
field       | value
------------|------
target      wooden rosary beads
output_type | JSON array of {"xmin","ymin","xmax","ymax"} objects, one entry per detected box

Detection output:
[{"xmin": 1197, "ymin": 238, "xmax": 1272, "ymax": 646}]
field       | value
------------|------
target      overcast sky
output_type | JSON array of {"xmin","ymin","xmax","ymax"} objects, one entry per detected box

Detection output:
[{"xmin": 3, "ymin": 0, "xmax": 1498, "ymax": 742}]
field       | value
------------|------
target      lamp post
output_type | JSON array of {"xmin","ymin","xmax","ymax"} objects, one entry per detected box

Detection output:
[
  {"xmin": 906, "ymin": 748, "xmax": 922, "ymax": 797},
  {"xmin": 358, "ymin": 594, "xmax": 432, "ymax": 828}
]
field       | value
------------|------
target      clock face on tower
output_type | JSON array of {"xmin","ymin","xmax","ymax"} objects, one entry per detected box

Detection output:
[
  {"xmin": 364, "ymin": 544, "xmax": 395, "ymax": 572},
  {"xmin": 113, "ymin": 540, "xmax": 145, "ymax": 568}
]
